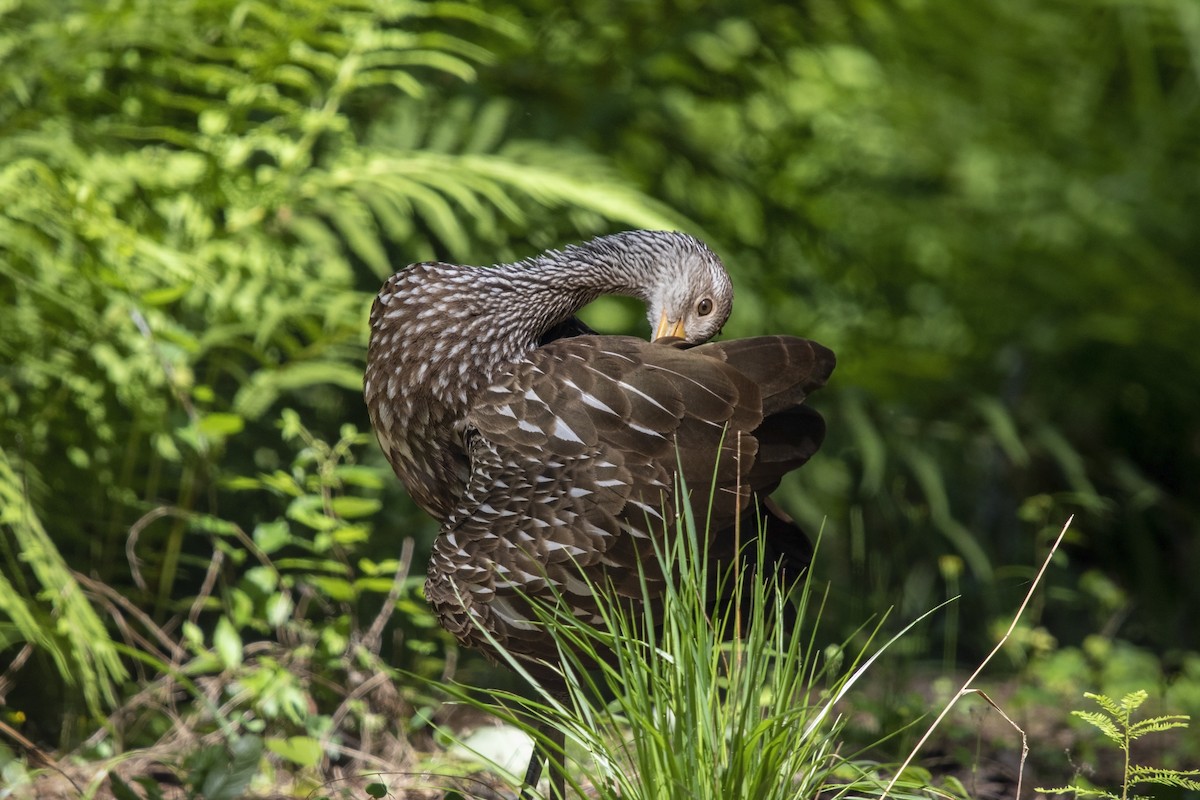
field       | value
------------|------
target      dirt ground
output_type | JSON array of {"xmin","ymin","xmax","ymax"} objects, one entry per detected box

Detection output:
[{"xmin": 1, "ymin": 676, "xmax": 1161, "ymax": 800}]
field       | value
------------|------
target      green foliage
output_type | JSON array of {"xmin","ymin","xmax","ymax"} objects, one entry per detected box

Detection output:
[
  {"xmin": 481, "ymin": 0, "xmax": 1200, "ymax": 653},
  {"xmin": 107, "ymin": 736, "xmax": 263, "ymax": 800},
  {"xmin": 1010, "ymin": 634, "xmax": 1200, "ymax": 770},
  {"xmin": 184, "ymin": 735, "xmax": 265, "ymax": 800},
  {"xmin": 1, "ymin": 0, "xmax": 1198, "ymax": 787},
  {"xmin": 0, "ymin": 448, "xmax": 126, "ymax": 718},
  {"xmin": 549, "ymin": 535, "xmax": 845, "ymax": 799},
  {"xmin": 0, "ymin": 0, "xmax": 690, "ymax": 737},
  {"xmin": 0, "ymin": 415, "xmax": 446, "ymax": 794},
  {"xmin": 1038, "ymin": 691, "xmax": 1200, "ymax": 800}
]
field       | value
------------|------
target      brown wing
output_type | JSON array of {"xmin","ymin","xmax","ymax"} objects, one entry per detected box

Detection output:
[{"xmin": 425, "ymin": 334, "xmax": 834, "ymax": 664}]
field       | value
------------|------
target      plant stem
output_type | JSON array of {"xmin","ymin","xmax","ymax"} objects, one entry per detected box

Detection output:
[
  {"xmin": 881, "ymin": 515, "xmax": 1073, "ymax": 800},
  {"xmin": 1122, "ymin": 707, "xmax": 1131, "ymax": 800}
]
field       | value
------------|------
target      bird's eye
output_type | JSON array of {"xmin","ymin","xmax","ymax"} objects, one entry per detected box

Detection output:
[{"xmin": 697, "ymin": 298, "xmax": 714, "ymax": 316}]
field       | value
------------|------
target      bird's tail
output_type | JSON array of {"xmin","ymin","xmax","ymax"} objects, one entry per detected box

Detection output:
[{"xmin": 695, "ymin": 335, "xmax": 834, "ymax": 591}]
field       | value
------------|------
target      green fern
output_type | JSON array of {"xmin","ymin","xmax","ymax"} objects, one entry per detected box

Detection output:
[
  {"xmin": 0, "ymin": 0, "xmax": 694, "ymax": 735},
  {"xmin": 1038, "ymin": 691, "xmax": 1200, "ymax": 800},
  {"xmin": 0, "ymin": 448, "xmax": 127, "ymax": 716}
]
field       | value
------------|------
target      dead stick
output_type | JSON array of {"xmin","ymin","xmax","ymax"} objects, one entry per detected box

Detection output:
[{"xmin": 881, "ymin": 515, "xmax": 1072, "ymax": 800}]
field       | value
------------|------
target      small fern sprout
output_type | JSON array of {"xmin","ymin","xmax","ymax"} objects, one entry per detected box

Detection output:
[{"xmin": 1038, "ymin": 690, "xmax": 1200, "ymax": 800}]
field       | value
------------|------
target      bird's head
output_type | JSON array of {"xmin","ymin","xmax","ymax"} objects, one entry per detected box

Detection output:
[
  {"xmin": 626, "ymin": 231, "xmax": 734, "ymax": 344},
  {"xmin": 532, "ymin": 229, "xmax": 735, "ymax": 345}
]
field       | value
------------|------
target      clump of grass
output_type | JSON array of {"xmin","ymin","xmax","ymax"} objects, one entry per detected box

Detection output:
[
  {"xmin": 452, "ymin": 492, "xmax": 945, "ymax": 800},
  {"xmin": 542, "ymin": 525, "xmax": 845, "ymax": 798}
]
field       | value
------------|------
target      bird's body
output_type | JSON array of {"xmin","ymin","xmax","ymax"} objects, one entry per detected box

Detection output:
[
  {"xmin": 365, "ymin": 227, "xmax": 833, "ymax": 680},
  {"xmin": 366, "ymin": 232, "xmax": 734, "ymax": 522}
]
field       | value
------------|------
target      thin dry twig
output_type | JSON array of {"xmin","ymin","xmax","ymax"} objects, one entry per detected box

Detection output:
[
  {"xmin": 881, "ymin": 515, "xmax": 1072, "ymax": 800},
  {"xmin": 128, "ymin": 507, "xmax": 279, "ymax": 596},
  {"xmin": 0, "ymin": 642, "xmax": 34, "ymax": 702},
  {"xmin": 73, "ymin": 570, "xmax": 186, "ymax": 662},
  {"xmin": 79, "ymin": 672, "xmax": 185, "ymax": 752},
  {"xmin": 187, "ymin": 546, "xmax": 225, "ymax": 628},
  {"xmin": 0, "ymin": 717, "xmax": 82, "ymax": 792},
  {"xmin": 362, "ymin": 536, "xmax": 415, "ymax": 655},
  {"xmin": 329, "ymin": 669, "xmax": 391, "ymax": 732},
  {"xmin": 127, "ymin": 506, "xmax": 183, "ymax": 592},
  {"xmin": 965, "ymin": 688, "xmax": 1029, "ymax": 799}
]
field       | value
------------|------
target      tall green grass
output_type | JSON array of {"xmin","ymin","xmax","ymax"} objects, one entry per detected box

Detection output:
[{"xmin": 443, "ymin": 495, "xmax": 950, "ymax": 800}]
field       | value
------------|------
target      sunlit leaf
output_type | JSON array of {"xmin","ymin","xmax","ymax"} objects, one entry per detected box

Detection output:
[
  {"xmin": 197, "ymin": 413, "xmax": 246, "ymax": 438},
  {"xmin": 265, "ymin": 735, "xmax": 323, "ymax": 767},
  {"xmin": 212, "ymin": 616, "xmax": 243, "ymax": 671},
  {"xmin": 329, "ymin": 496, "xmax": 382, "ymax": 519},
  {"xmin": 253, "ymin": 521, "xmax": 292, "ymax": 553}
]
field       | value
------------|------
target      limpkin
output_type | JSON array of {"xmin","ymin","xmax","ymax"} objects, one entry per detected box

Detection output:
[{"xmin": 364, "ymin": 230, "xmax": 835, "ymax": 798}]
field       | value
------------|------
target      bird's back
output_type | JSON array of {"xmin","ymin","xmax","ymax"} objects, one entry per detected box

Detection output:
[{"xmin": 425, "ymin": 334, "xmax": 834, "ymax": 667}]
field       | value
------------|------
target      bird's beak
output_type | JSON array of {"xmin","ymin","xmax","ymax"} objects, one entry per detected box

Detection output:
[{"xmin": 655, "ymin": 310, "xmax": 687, "ymax": 341}]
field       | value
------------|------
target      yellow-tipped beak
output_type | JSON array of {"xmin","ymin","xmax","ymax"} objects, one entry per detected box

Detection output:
[{"xmin": 655, "ymin": 311, "xmax": 687, "ymax": 341}]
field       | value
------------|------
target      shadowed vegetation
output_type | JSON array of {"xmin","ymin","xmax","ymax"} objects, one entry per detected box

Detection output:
[{"xmin": 1, "ymin": 0, "xmax": 1198, "ymax": 794}]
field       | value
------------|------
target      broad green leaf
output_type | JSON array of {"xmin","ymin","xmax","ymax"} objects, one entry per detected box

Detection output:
[
  {"xmin": 329, "ymin": 496, "xmax": 382, "ymax": 519},
  {"xmin": 331, "ymin": 523, "xmax": 370, "ymax": 545},
  {"xmin": 265, "ymin": 593, "xmax": 294, "ymax": 628},
  {"xmin": 265, "ymin": 735, "xmax": 323, "ymax": 767},
  {"xmin": 243, "ymin": 566, "xmax": 278, "ymax": 595},
  {"xmin": 196, "ymin": 413, "xmax": 245, "ymax": 439},
  {"xmin": 334, "ymin": 464, "xmax": 386, "ymax": 489},
  {"xmin": 212, "ymin": 616, "xmax": 243, "ymax": 671},
  {"xmin": 140, "ymin": 284, "xmax": 190, "ymax": 306},
  {"xmin": 253, "ymin": 521, "xmax": 292, "ymax": 553},
  {"xmin": 193, "ymin": 736, "xmax": 263, "ymax": 800},
  {"xmin": 308, "ymin": 575, "xmax": 356, "ymax": 602},
  {"xmin": 234, "ymin": 362, "xmax": 366, "ymax": 420}
]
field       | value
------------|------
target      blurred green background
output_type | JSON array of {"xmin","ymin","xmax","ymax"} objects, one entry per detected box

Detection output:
[{"xmin": 1, "ymin": 0, "xmax": 1198, "ymax": 775}]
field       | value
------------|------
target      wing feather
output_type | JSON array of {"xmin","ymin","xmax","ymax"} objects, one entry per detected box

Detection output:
[{"xmin": 426, "ymin": 334, "xmax": 835, "ymax": 664}]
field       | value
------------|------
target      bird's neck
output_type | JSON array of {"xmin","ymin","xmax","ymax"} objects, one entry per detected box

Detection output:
[
  {"xmin": 490, "ymin": 240, "xmax": 652, "ymax": 344},
  {"xmin": 364, "ymin": 247, "xmax": 649, "ymax": 518}
]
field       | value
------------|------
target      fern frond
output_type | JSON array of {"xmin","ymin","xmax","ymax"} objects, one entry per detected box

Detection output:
[
  {"xmin": 1083, "ymin": 691, "xmax": 1126, "ymax": 719},
  {"xmin": 0, "ymin": 448, "xmax": 127, "ymax": 715},
  {"xmin": 309, "ymin": 142, "xmax": 691, "ymax": 268},
  {"xmin": 1126, "ymin": 766, "xmax": 1200, "ymax": 790},
  {"xmin": 1071, "ymin": 709, "xmax": 1124, "ymax": 744},
  {"xmin": 1117, "ymin": 690, "xmax": 1149, "ymax": 715},
  {"xmin": 1035, "ymin": 784, "xmax": 1118, "ymax": 800},
  {"xmin": 1127, "ymin": 715, "xmax": 1190, "ymax": 739}
]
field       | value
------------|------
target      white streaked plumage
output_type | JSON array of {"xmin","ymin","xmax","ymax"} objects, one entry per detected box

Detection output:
[{"xmin": 364, "ymin": 230, "xmax": 834, "ymax": 683}]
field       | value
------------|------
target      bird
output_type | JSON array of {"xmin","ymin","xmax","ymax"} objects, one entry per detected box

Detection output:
[{"xmin": 364, "ymin": 230, "xmax": 835, "ymax": 798}]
